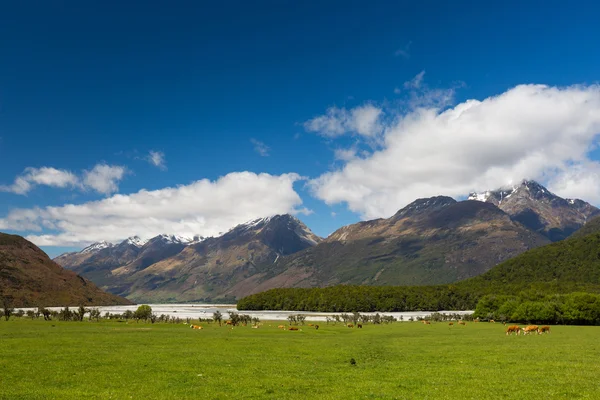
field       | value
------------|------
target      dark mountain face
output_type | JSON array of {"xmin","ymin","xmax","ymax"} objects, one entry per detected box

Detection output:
[
  {"xmin": 0, "ymin": 233, "xmax": 131, "ymax": 307},
  {"xmin": 468, "ymin": 180, "xmax": 600, "ymax": 241}
]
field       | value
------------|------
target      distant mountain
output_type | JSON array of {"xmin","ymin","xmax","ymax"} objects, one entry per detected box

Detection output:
[
  {"xmin": 55, "ymin": 215, "xmax": 323, "ymax": 302},
  {"xmin": 55, "ymin": 236, "xmax": 148, "ymax": 287},
  {"xmin": 468, "ymin": 180, "xmax": 600, "ymax": 241},
  {"xmin": 239, "ymin": 197, "xmax": 550, "ymax": 296},
  {"xmin": 0, "ymin": 233, "xmax": 131, "ymax": 307}
]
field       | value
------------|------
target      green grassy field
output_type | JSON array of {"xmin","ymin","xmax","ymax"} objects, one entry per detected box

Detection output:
[{"xmin": 1, "ymin": 320, "xmax": 599, "ymax": 399}]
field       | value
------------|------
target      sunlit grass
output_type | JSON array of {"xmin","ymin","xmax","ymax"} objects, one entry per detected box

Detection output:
[{"xmin": 1, "ymin": 320, "xmax": 599, "ymax": 399}]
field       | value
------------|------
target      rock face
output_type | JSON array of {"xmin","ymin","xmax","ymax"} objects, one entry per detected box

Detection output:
[
  {"xmin": 0, "ymin": 233, "xmax": 131, "ymax": 307},
  {"xmin": 468, "ymin": 180, "xmax": 600, "ymax": 241},
  {"xmin": 240, "ymin": 198, "xmax": 551, "ymax": 295},
  {"xmin": 55, "ymin": 215, "xmax": 323, "ymax": 302}
]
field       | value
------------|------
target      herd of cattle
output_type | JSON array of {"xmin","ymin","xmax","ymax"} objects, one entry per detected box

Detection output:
[
  {"xmin": 505, "ymin": 324, "xmax": 551, "ymax": 335},
  {"xmin": 189, "ymin": 320, "xmax": 551, "ymax": 335}
]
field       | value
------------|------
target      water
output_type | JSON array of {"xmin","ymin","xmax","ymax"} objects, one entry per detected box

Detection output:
[{"xmin": 16, "ymin": 304, "xmax": 472, "ymax": 321}]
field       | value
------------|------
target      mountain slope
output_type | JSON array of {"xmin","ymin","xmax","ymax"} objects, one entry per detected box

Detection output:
[
  {"xmin": 239, "ymin": 198, "xmax": 550, "ymax": 295},
  {"xmin": 238, "ymin": 227, "xmax": 600, "ymax": 312},
  {"xmin": 468, "ymin": 180, "xmax": 599, "ymax": 241},
  {"xmin": 0, "ymin": 233, "xmax": 131, "ymax": 307},
  {"xmin": 55, "ymin": 236, "xmax": 147, "ymax": 287},
  {"xmin": 458, "ymin": 231, "xmax": 600, "ymax": 294}
]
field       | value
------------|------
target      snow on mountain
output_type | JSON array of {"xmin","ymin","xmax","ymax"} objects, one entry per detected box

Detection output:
[
  {"xmin": 80, "ymin": 241, "xmax": 113, "ymax": 254},
  {"xmin": 156, "ymin": 234, "xmax": 194, "ymax": 244},
  {"xmin": 123, "ymin": 236, "xmax": 148, "ymax": 248}
]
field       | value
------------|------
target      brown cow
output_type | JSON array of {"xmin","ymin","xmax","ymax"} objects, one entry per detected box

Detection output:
[
  {"xmin": 489, "ymin": 320, "xmax": 495, "ymax": 323},
  {"xmin": 347, "ymin": 324, "xmax": 354, "ymax": 328},
  {"xmin": 522, "ymin": 325, "xmax": 539, "ymax": 335},
  {"xmin": 315, "ymin": 325, "xmax": 319, "ymax": 330},
  {"xmin": 458, "ymin": 321, "xmax": 466, "ymax": 326},
  {"xmin": 448, "ymin": 322, "xmax": 454, "ymax": 326},
  {"xmin": 225, "ymin": 320, "xmax": 232, "ymax": 326},
  {"xmin": 277, "ymin": 325, "xmax": 285, "ymax": 329},
  {"xmin": 288, "ymin": 326, "xmax": 299, "ymax": 331},
  {"xmin": 357, "ymin": 323, "xmax": 363, "ymax": 329},
  {"xmin": 423, "ymin": 321, "xmax": 431, "ymax": 325},
  {"xmin": 190, "ymin": 324, "xmax": 203, "ymax": 330},
  {"xmin": 308, "ymin": 323, "xmax": 314, "ymax": 327},
  {"xmin": 538, "ymin": 326, "xmax": 551, "ymax": 334},
  {"xmin": 505, "ymin": 325, "xmax": 521, "ymax": 335}
]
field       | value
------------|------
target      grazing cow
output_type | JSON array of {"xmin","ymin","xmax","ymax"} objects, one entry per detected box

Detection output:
[
  {"xmin": 251, "ymin": 325, "xmax": 259, "ymax": 329},
  {"xmin": 423, "ymin": 321, "xmax": 431, "ymax": 325},
  {"xmin": 190, "ymin": 324, "xmax": 203, "ymax": 330},
  {"xmin": 505, "ymin": 325, "xmax": 521, "ymax": 335},
  {"xmin": 347, "ymin": 324, "xmax": 354, "ymax": 328},
  {"xmin": 522, "ymin": 325, "xmax": 539, "ymax": 335},
  {"xmin": 277, "ymin": 325, "xmax": 285, "ymax": 329},
  {"xmin": 315, "ymin": 325, "xmax": 319, "ymax": 330},
  {"xmin": 538, "ymin": 326, "xmax": 551, "ymax": 334},
  {"xmin": 448, "ymin": 322, "xmax": 454, "ymax": 326},
  {"xmin": 474, "ymin": 318, "xmax": 480, "ymax": 323},
  {"xmin": 288, "ymin": 326, "xmax": 299, "ymax": 331},
  {"xmin": 357, "ymin": 323, "xmax": 363, "ymax": 329},
  {"xmin": 308, "ymin": 323, "xmax": 314, "ymax": 327},
  {"xmin": 458, "ymin": 321, "xmax": 466, "ymax": 326},
  {"xmin": 225, "ymin": 320, "xmax": 232, "ymax": 326},
  {"xmin": 489, "ymin": 320, "xmax": 495, "ymax": 323}
]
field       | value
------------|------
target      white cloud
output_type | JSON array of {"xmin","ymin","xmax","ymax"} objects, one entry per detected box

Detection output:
[
  {"xmin": 146, "ymin": 151, "xmax": 167, "ymax": 170},
  {"xmin": 250, "ymin": 139, "xmax": 270, "ymax": 157},
  {"xmin": 1, "ymin": 172, "xmax": 305, "ymax": 247},
  {"xmin": 82, "ymin": 164, "xmax": 127, "ymax": 195},
  {"xmin": 546, "ymin": 162, "xmax": 600, "ymax": 204},
  {"xmin": 334, "ymin": 147, "xmax": 358, "ymax": 162},
  {"xmin": 394, "ymin": 41, "xmax": 412, "ymax": 59},
  {"xmin": 310, "ymin": 84, "xmax": 600, "ymax": 219},
  {"xmin": 1, "ymin": 164, "xmax": 126, "ymax": 196},
  {"xmin": 304, "ymin": 104, "xmax": 383, "ymax": 138},
  {"xmin": 0, "ymin": 167, "xmax": 79, "ymax": 195},
  {"xmin": 404, "ymin": 70, "xmax": 426, "ymax": 89}
]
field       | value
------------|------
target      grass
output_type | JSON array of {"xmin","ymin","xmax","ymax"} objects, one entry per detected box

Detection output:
[{"xmin": 1, "ymin": 320, "xmax": 599, "ymax": 399}]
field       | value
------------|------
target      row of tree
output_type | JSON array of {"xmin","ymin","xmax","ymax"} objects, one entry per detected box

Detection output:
[
  {"xmin": 473, "ymin": 292, "xmax": 600, "ymax": 325},
  {"xmin": 237, "ymin": 285, "xmax": 479, "ymax": 312}
]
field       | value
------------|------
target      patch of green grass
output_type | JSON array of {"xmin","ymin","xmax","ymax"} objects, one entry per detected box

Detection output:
[{"xmin": 1, "ymin": 320, "xmax": 599, "ymax": 399}]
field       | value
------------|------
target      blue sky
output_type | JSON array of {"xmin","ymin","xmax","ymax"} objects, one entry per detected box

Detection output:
[{"xmin": 2, "ymin": 1, "xmax": 600, "ymax": 257}]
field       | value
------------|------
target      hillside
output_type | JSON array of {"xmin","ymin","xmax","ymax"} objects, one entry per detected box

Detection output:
[
  {"xmin": 0, "ymin": 233, "xmax": 132, "ymax": 307},
  {"xmin": 241, "ymin": 198, "xmax": 550, "ymax": 294},
  {"xmin": 239, "ymin": 228, "xmax": 600, "ymax": 312}
]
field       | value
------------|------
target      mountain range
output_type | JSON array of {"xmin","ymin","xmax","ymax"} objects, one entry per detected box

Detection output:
[{"xmin": 53, "ymin": 180, "xmax": 600, "ymax": 302}]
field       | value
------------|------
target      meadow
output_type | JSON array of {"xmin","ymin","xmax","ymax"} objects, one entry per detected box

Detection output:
[{"xmin": 1, "ymin": 320, "xmax": 599, "ymax": 399}]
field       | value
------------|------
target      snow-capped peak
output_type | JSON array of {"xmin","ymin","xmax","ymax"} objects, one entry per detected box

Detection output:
[
  {"xmin": 468, "ymin": 191, "xmax": 491, "ymax": 202},
  {"xmin": 80, "ymin": 241, "xmax": 113, "ymax": 254},
  {"xmin": 157, "ymin": 234, "xmax": 194, "ymax": 244},
  {"xmin": 124, "ymin": 236, "xmax": 148, "ymax": 248}
]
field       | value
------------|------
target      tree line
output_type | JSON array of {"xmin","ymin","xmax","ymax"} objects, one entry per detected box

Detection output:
[
  {"xmin": 473, "ymin": 292, "xmax": 600, "ymax": 325},
  {"xmin": 237, "ymin": 285, "xmax": 479, "ymax": 312}
]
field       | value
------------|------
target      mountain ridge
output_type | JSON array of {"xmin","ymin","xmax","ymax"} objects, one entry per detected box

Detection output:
[{"xmin": 0, "ymin": 233, "xmax": 131, "ymax": 307}]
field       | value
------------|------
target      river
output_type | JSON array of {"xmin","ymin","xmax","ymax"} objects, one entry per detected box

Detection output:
[{"xmin": 16, "ymin": 304, "xmax": 473, "ymax": 321}]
